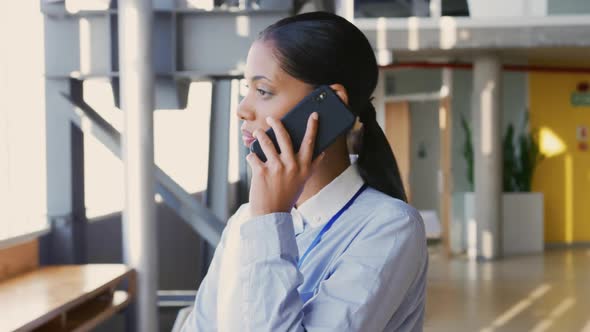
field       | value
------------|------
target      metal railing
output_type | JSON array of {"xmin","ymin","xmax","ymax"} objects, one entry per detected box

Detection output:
[{"xmin": 61, "ymin": 91, "xmax": 225, "ymax": 247}]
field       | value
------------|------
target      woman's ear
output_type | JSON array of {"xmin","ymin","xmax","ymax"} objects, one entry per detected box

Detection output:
[{"xmin": 329, "ymin": 84, "xmax": 349, "ymax": 106}]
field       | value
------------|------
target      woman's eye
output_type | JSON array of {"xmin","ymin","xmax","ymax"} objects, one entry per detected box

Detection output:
[{"xmin": 257, "ymin": 88, "xmax": 270, "ymax": 97}]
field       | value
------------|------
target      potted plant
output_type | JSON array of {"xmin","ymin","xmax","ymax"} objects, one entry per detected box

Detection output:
[{"xmin": 452, "ymin": 112, "xmax": 545, "ymax": 256}]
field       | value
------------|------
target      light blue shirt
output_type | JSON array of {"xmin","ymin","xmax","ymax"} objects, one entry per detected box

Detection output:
[{"xmin": 181, "ymin": 162, "xmax": 428, "ymax": 331}]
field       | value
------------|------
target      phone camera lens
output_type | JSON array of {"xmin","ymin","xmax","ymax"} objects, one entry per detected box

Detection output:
[{"xmin": 317, "ymin": 92, "xmax": 326, "ymax": 102}]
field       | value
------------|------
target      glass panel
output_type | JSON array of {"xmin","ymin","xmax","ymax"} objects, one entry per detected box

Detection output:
[
  {"xmin": 83, "ymin": 80, "xmax": 212, "ymax": 219},
  {"xmin": 354, "ymin": 0, "xmax": 470, "ymax": 18}
]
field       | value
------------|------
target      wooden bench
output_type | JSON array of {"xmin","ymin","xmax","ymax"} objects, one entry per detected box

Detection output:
[{"xmin": 0, "ymin": 264, "xmax": 135, "ymax": 332}]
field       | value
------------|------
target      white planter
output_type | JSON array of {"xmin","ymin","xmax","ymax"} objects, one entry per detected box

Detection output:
[
  {"xmin": 467, "ymin": 0, "xmax": 547, "ymax": 17},
  {"xmin": 452, "ymin": 192, "xmax": 544, "ymax": 257}
]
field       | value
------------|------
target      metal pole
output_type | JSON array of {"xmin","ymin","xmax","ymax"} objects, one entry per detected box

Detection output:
[
  {"xmin": 201, "ymin": 78, "xmax": 232, "ymax": 277},
  {"xmin": 119, "ymin": 0, "xmax": 158, "ymax": 331},
  {"xmin": 207, "ymin": 79, "xmax": 232, "ymax": 223},
  {"xmin": 472, "ymin": 54, "xmax": 503, "ymax": 260},
  {"xmin": 41, "ymin": 78, "xmax": 75, "ymax": 265}
]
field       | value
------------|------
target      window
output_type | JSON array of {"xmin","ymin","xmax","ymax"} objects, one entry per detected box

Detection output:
[
  {"xmin": 0, "ymin": 1, "xmax": 47, "ymax": 242},
  {"xmin": 83, "ymin": 81, "xmax": 213, "ymax": 219}
]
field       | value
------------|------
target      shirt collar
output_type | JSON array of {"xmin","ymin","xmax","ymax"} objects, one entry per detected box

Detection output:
[{"xmin": 293, "ymin": 161, "xmax": 365, "ymax": 230}]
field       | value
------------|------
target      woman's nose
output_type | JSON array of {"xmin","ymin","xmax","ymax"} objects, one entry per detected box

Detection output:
[{"xmin": 237, "ymin": 98, "xmax": 255, "ymax": 121}]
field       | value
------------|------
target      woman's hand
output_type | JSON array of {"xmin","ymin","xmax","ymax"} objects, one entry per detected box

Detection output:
[{"xmin": 246, "ymin": 112, "xmax": 325, "ymax": 217}]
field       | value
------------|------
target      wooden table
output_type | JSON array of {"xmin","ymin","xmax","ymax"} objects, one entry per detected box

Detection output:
[{"xmin": 0, "ymin": 264, "xmax": 135, "ymax": 332}]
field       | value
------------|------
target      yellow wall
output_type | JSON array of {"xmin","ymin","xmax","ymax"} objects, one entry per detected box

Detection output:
[{"xmin": 529, "ymin": 72, "xmax": 590, "ymax": 244}]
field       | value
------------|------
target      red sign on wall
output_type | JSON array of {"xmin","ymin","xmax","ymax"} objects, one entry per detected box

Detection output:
[
  {"xmin": 578, "ymin": 126, "xmax": 588, "ymax": 141},
  {"xmin": 577, "ymin": 126, "xmax": 588, "ymax": 151}
]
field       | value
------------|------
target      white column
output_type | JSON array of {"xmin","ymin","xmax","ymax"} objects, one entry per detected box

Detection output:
[
  {"xmin": 429, "ymin": 0, "xmax": 442, "ymax": 17},
  {"xmin": 119, "ymin": 0, "xmax": 158, "ymax": 331},
  {"xmin": 439, "ymin": 68, "xmax": 453, "ymax": 256},
  {"xmin": 472, "ymin": 54, "xmax": 503, "ymax": 260},
  {"xmin": 375, "ymin": 69, "xmax": 386, "ymax": 130},
  {"xmin": 335, "ymin": 0, "xmax": 354, "ymax": 21}
]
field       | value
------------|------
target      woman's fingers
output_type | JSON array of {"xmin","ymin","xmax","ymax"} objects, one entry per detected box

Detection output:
[
  {"xmin": 266, "ymin": 117, "xmax": 295, "ymax": 160},
  {"xmin": 298, "ymin": 112, "xmax": 319, "ymax": 166},
  {"xmin": 246, "ymin": 152, "xmax": 265, "ymax": 172},
  {"xmin": 254, "ymin": 129, "xmax": 280, "ymax": 163}
]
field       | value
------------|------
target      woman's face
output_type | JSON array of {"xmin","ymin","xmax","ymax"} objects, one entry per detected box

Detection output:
[{"xmin": 238, "ymin": 40, "xmax": 314, "ymax": 148}]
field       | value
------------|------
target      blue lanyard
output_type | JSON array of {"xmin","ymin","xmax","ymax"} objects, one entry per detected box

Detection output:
[{"xmin": 297, "ymin": 184, "xmax": 368, "ymax": 269}]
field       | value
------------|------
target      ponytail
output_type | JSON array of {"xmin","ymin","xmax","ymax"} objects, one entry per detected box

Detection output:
[{"xmin": 356, "ymin": 101, "xmax": 407, "ymax": 202}]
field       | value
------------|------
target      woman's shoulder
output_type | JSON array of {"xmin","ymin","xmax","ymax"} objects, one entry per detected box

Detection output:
[
  {"xmin": 359, "ymin": 186, "xmax": 422, "ymax": 219},
  {"xmin": 355, "ymin": 186, "xmax": 426, "ymax": 241},
  {"xmin": 337, "ymin": 186, "xmax": 428, "ymax": 278},
  {"xmin": 233, "ymin": 202, "xmax": 251, "ymax": 218},
  {"xmin": 217, "ymin": 203, "xmax": 251, "ymax": 243}
]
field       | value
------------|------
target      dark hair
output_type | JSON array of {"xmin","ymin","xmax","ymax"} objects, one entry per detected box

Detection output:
[{"xmin": 259, "ymin": 11, "xmax": 407, "ymax": 202}]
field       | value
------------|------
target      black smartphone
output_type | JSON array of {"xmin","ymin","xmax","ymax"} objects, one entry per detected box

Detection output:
[{"xmin": 250, "ymin": 85, "xmax": 356, "ymax": 162}]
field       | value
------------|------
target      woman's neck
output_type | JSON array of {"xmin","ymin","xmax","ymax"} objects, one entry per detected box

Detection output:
[{"xmin": 295, "ymin": 140, "xmax": 351, "ymax": 208}]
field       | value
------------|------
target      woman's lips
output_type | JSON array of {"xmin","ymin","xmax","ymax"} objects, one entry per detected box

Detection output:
[{"xmin": 242, "ymin": 130, "xmax": 255, "ymax": 148}]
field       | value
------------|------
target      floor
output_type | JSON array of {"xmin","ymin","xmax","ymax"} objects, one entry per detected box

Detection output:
[{"xmin": 424, "ymin": 248, "xmax": 590, "ymax": 332}]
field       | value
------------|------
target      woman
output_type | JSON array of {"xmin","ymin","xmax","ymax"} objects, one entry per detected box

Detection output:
[{"xmin": 181, "ymin": 11, "xmax": 428, "ymax": 332}]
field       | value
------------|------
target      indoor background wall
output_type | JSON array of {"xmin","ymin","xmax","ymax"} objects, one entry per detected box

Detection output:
[
  {"xmin": 385, "ymin": 69, "xmax": 441, "ymax": 211},
  {"xmin": 547, "ymin": 0, "xmax": 590, "ymax": 15},
  {"xmin": 409, "ymin": 100, "xmax": 440, "ymax": 211},
  {"xmin": 383, "ymin": 69, "xmax": 527, "ymax": 210},
  {"xmin": 530, "ymin": 71, "xmax": 590, "ymax": 244}
]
